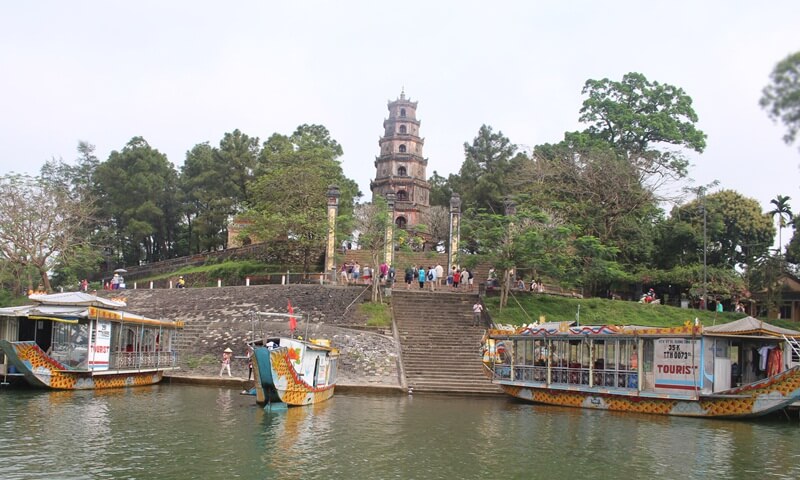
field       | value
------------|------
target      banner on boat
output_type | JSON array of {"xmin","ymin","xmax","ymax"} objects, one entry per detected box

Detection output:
[
  {"xmin": 654, "ymin": 338, "xmax": 701, "ymax": 393},
  {"xmin": 89, "ymin": 320, "xmax": 111, "ymax": 370}
]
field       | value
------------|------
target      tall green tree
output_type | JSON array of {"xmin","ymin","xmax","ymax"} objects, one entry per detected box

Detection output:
[
  {"xmin": 181, "ymin": 142, "xmax": 237, "ymax": 253},
  {"xmin": 217, "ymin": 129, "xmax": 260, "ymax": 207},
  {"xmin": 462, "ymin": 201, "xmax": 573, "ymax": 308},
  {"xmin": 760, "ymin": 51, "xmax": 800, "ymax": 150},
  {"xmin": 94, "ymin": 137, "xmax": 181, "ymax": 266},
  {"xmin": 577, "ymin": 72, "xmax": 707, "ymax": 186},
  {"xmin": 768, "ymin": 194, "xmax": 792, "ymax": 254},
  {"xmin": 656, "ymin": 190, "xmax": 774, "ymax": 271},
  {"xmin": 247, "ymin": 125, "xmax": 359, "ymax": 272},
  {"xmin": 450, "ymin": 125, "xmax": 521, "ymax": 213}
]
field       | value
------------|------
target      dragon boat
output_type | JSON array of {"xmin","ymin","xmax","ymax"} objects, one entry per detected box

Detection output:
[
  {"xmin": 484, "ymin": 317, "xmax": 800, "ymax": 418},
  {"xmin": 0, "ymin": 292, "xmax": 183, "ymax": 390},
  {"xmin": 247, "ymin": 310, "xmax": 339, "ymax": 409}
]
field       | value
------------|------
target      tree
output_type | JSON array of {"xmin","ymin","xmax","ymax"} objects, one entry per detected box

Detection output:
[
  {"xmin": 180, "ymin": 142, "xmax": 237, "ymax": 253},
  {"xmin": 760, "ymin": 51, "xmax": 800, "ymax": 150},
  {"xmin": 656, "ymin": 190, "xmax": 774, "ymax": 271},
  {"xmin": 450, "ymin": 125, "xmax": 521, "ymax": 213},
  {"xmin": 94, "ymin": 137, "xmax": 182, "ymax": 265},
  {"xmin": 427, "ymin": 171, "xmax": 452, "ymax": 208},
  {"xmin": 217, "ymin": 129, "xmax": 260, "ymax": 207},
  {"xmin": 247, "ymin": 125, "xmax": 359, "ymax": 272},
  {"xmin": 0, "ymin": 174, "xmax": 94, "ymax": 291},
  {"xmin": 353, "ymin": 198, "xmax": 406, "ymax": 302},
  {"xmin": 531, "ymin": 140, "xmax": 658, "ymax": 267},
  {"xmin": 578, "ymin": 72, "xmax": 707, "ymax": 188},
  {"xmin": 463, "ymin": 201, "xmax": 573, "ymax": 308},
  {"xmin": 418, "ymin": 205, "xmax": 450, "ymax": 252},
  {"xmin": 768, "ymin": 194, "xmax": 792, "ymax": 254}
]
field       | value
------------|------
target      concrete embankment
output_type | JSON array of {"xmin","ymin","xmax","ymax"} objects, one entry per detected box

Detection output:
[{"xmin": 103, "ymin": 284, "xmax": 402, "ymax": 388}]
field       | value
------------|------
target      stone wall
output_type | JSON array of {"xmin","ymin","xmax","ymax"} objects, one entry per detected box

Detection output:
[{"xmin": 101, "ymin": 284, "xmax": 400, "ymax": 386}]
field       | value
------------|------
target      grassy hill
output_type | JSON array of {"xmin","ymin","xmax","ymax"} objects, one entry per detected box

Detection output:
[{"xmin": 484, "ymin": 293, "xmax": 798, "ymax": 330}]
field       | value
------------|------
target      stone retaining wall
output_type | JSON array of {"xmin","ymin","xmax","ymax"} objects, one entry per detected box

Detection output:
[{"xmin": 101, "ymin": 284, "xmax": 400, "ymax": 386}]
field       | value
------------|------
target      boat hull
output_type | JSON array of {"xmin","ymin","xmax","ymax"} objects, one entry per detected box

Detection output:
[
  {"xmin": 1, "ymin": 340, "xmax": 166, "ymax": 390},
  {"xmin": 498, "ymin": 366, "xmax": 800, "ymax": 418},
  {"xmin": 252, "ymin": 345, "xmax": 336, "ymax": 407}
]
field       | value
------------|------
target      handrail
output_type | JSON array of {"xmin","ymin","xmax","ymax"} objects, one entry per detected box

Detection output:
[{"xmin": 784, "ymin": 334, "xmax": 800, "ymax": 363}]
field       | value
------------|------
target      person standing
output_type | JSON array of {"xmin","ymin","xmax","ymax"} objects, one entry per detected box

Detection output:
[
  {"xmin": 219, "ymin": 347, "xmax": 233, "ymax": 377},
  {"xmin": 418, "ymin": 266, "xmax": 427, "ymax": 289},
  {"xmin": 472, "ymin": 301, "xmax": 483, "ymax": 326},
  {"xmin": 246, "ymin": 346, "xmax": 254, "ymax": 381},
  {"xmin": 405, "ymin": 265, "xmax": 414, "ymax": 289},
  {"xmin": 80, "ymin": 279, "xmax": 89, "ymax": 292},
  {"xmin": 435, "ymin": 263, "xmax": 444, "ymax": 288},
  {"xmin": 111, "ymin": 273, "xmax": 120, "ymax": 290},
  {"xmin": 453, "ymin": 268, "xmax": 461, "ymax": 289},
  {"xmin": 428, "ymin": 265, "xmax": 436, "ymax": 291}
]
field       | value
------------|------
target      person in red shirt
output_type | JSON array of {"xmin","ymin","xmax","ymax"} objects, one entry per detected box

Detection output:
[{"xmin": 453, "ymin": 268, "xmax": 461, "ymax": 288}]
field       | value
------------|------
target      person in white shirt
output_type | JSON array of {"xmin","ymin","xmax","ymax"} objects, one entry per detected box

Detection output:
[{"xmin": 472, "ymin": 302, "xmax": 483, "ymax": 326}]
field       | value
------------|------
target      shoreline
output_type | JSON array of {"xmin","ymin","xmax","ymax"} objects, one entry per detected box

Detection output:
[{"xmin": 163, "ymin": 373, "xmax": 405, "ymax": 395}]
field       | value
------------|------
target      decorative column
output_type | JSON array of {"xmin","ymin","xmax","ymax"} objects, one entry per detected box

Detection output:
[
  {"xmin": 384, "ymin": 191, "xmax": 396, "ymax": 267},
  {"xmin": 325, "ymin": 185, "xmax": 340, "ymax": 283},
  {"xmin": 448, "ymin": 193, "xmax": 462, "ymax": 273}
]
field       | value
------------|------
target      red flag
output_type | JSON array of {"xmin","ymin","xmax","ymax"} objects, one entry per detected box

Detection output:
[{"xmin": 288, "ymin": 300, "xmax": 297, "ymax": 332}]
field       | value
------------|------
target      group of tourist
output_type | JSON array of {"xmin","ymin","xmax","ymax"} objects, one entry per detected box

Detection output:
[
  {"xmin": 402, "ymin": 263, "xmax": 474, "ymax": 291},
  {"xmin": 339, "ymin": 261, "xmax": 395, "ymax": 286}
]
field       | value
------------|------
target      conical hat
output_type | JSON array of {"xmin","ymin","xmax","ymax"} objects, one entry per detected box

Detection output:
[{"xmin": 224, "ymin": 347, "xmax": 233, "ymax": 353}]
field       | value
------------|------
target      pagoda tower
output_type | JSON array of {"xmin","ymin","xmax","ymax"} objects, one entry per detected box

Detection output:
[{"xmin": 370, "ymin": 91, "xmax": 430, "ymax": 229}]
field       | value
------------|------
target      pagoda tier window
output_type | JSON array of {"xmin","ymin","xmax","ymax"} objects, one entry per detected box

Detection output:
[
  {"xmin": 400, "ymin": 108, "xmax": 406, "ymax": 117},
  {"xmin": 398, "ymin": 144, "xmax": 406, "ymax": 153},
  {"xmin": 399, "ymin": 125, "xmax": 407, "ymax": 134},
  {"xmin": 397, "ymin": 190, "xmax": 408, "ymax": 201},
  {"xmin": 398, "ymin": 166, "xmax": 407, "ymax": 176},
  {"xmin": 395, "ymin": 216, "xmax": 407, "ymax": 229}
]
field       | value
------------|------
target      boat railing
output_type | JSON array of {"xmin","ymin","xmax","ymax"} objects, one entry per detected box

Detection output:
[
  {"xmin": 496, "ymin": 363, "xmax": 638, "ymax": 389},
  {"xmin": 109, "ymin": 351, "xmax": 178, "ymax": 370}
]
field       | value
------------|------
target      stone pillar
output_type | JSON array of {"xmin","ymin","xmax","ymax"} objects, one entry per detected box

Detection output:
[
  {"xmin": 384, "ymin": 191, "xmax": 396, "ymax": 268},
  {"xmin": 448, "ymin": 193, "xmax": 461, "ymax": 273},
  {"xmin": 325, "ymin": 185, "xmax": 340, "ymax": 284}
]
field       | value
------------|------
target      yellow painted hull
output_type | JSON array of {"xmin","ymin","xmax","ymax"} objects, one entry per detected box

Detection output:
[
  {"xmin": 2, "ymin": 341, "xmax": 166, "ymax": 390},
  {"xmin": 498, "ymin": 366, "xmax": 800, "ymax": 418}
]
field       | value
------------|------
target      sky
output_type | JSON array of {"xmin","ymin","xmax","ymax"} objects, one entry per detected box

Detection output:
[{"xmin": 1, "ymin": 1, "xmax": 798, "ymax": 249}]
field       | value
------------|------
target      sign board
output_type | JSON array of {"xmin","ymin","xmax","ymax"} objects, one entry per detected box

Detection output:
[
  {"xmin": 654, "ymin": 338, "xmax": 700, "ymax": 393},
  {"xmin": 89, "ymin": 320, "xmax": 111, "ymax": 370}
]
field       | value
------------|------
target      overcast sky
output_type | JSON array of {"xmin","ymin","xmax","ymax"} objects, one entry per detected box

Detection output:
[{"xmin": 1, "ymin": 1, "xmax": 798, "ymax": 248}]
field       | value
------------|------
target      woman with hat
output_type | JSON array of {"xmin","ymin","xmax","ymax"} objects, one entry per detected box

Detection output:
[{"xmin": 219, "ymin": 347, "xmax": 233, "ymax": 377}]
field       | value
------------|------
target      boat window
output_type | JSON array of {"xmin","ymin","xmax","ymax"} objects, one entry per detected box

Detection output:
[{"xmin": 50, "ymin": 322, "xmax": 89, "ymax": 368}]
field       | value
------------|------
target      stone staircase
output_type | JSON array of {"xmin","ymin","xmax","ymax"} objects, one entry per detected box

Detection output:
[{"xmin": 392, "ymin": 289, "xmax": 502, "ymax": 395}]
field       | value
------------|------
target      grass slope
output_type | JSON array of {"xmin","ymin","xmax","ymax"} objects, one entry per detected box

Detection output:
[{"xmin": 484, "ymin": 293, "xmax": 799, "ymax": 329}]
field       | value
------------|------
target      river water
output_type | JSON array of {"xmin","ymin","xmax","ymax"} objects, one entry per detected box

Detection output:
[{"xmin": 1, "ymin": 384, "xmax": 799, "ymax": 480}]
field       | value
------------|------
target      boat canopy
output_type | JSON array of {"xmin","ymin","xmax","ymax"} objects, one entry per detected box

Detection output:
[
  {"xmin": 702, "ymin": 316, "xmax": 800, "ymax": 338},
  {"xmin": 27, "ymin": 292, "xmax": 126, "ymax": 309},
  {"xmin": 0, "ymin": 293, "xmax": 182, "ymax": 329}
]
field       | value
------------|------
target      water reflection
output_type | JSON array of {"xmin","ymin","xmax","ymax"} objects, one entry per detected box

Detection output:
[{"xmin": 1, "ymin": 386, "xmax": 799, "ymax": 479}]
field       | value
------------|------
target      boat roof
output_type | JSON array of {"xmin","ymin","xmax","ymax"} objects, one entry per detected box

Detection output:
[
  {"xmin": 703, "ymin": 316, "xmax": 800, "ymax": 338},
  {"xmin": 0, "ymin": 292, "xmax": 181, "ymax": 328},
  {"xmin": 490, "ymin": 317, "xmax": 800, "ymax": 339},
  {"xmin": 28, "ymin": 292, "xmax": 126, "ymax": 309}
]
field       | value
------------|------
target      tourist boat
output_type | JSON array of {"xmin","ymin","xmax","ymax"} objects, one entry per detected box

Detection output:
[
  {"xmin": 246, "ymin": 310, "xmax": 339, "ymax": 408},
  {"xmin": 250, "ymin": 334, "xmax": 339, "ymax": 409},
  {"xmin": 484, "ymin": 317, "xmax": 800, "ymax": 418},
  {"xmin": 0, "ymin": 292, "xmax": 183, "ymax": 390}
]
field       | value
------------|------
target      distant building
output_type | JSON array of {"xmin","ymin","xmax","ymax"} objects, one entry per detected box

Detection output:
[{"xmin": 370, "ymin": 90, "xmax": 431, "ymax": 229}]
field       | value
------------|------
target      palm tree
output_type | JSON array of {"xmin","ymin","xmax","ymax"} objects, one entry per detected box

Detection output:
[{"xmin": 769, "ymin": 195, "xmax": 792, "ymax": 254}]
